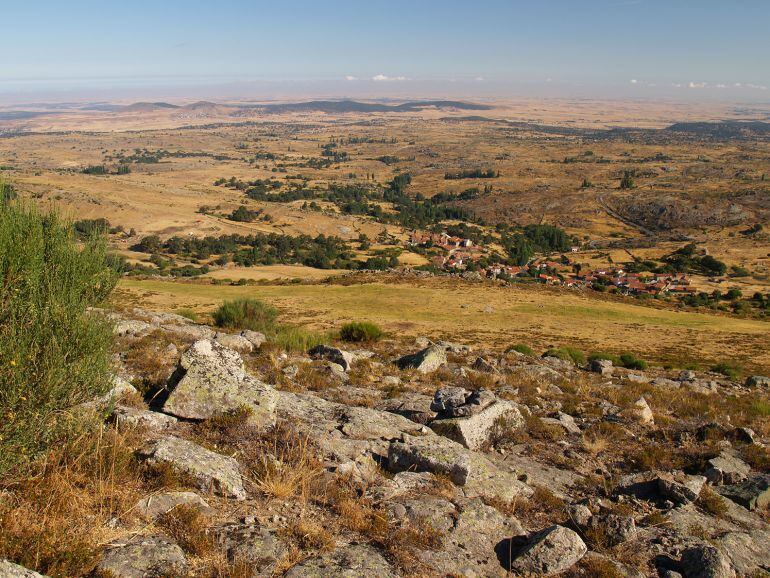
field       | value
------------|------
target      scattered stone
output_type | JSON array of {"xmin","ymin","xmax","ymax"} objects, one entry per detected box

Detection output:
[
  {"xmin": 541, "ymin": 411, "xmax": 581, "ymax": 435},
  {"xmin": 0, "ymin": 561, "xmax": 48, "ymax": 577},
  {"xmin": 285, "ymin": 544, "xmax": 396, "ymax": 578},
  {"xmin": 705, "ymin": 450, "xmax": 751, "ymax": 485},
  {"xmin": 652, "ymin": 377, "xmax": 681, "ymax": 389},
  {"xmin": 658, "ymin": 472, "xmax": 706, "ymax": 505},
  {"xmin": 113, "ymin": 406, "xmax": 178, "ymax": 431},
  {"xmin": 568, "ymin": 503, "xmax": 593, "ymax": 526},
  {"xmin": 395, "ymin": 344, "xmax": 447, "ymax": 374},
  {"xmin": 746, "ymin": 375, "xmax": 770, "ymax": 387},
  {"xmin": 378, "ymin": 394, "xmax": 436, "ymax": 424},
  {"xmin": 625, "ymin": 396, "xmax": 654, "ymax": 425},
  {"xmin": 96, "ymin": 535, "xmax": 187, "ymax": 578},
  {"xmin": 239, "ymin": 329, "xmax": 266, "ymax": 349},
  {"xmin": 679, "ymin": 370, "xmax": 697, "ymax": 381},
  {"xmin": 510, "ymin": 525, "xmax": 587, "ymax": 576},
  {"xmin": 680, "ymin": 544, "xmax": 735, "ymax": 578},
  {"xmin": 138, "ymin": 436, "xmax": 246, "ymax": 500},
  {"xmin": 716, "ymin": 475, "xmax": 770, "ymax": 511},
  {"xmin": 430, "ymin": 386, "xmax": 496, "ymax": 418},
  {"xmin": 213, "ymin": 332, "xmax": 254, "ymax": 353},
  {"xmin": 162, "ymin": 339, "xmax": 276, "ymax": 428},
  {"xmin": 113, "ymin": 319, "xmax": 153, "ymax": 338},
  {"xmin": 472, "ymin": 356, "xmax": 498, "ymax": 373},
  {"xmin": 308, "ymin": 344, "xmax": 355, "ymax": 371},
  {"xmin": 430, "ymin": 398, "xmax": 524, "ymax": 450},
  {"xmin": 215, "ymin": 523, "xmax": 286, "ymax": 573},
  {"xmin": 728, "ymin": 427, "xmax": 756, "ymax": 444},
  {"xmin": 160, "ymin": 323, "xmax": 215, "ymax": 342},
  {"xmin": 590, "ymin": 358, "xmax": 614, "ymax": 375},
  {"xmin": 135, "ymin": 491, "xmax": 212, "ymax": 520},
  {"xmin": 587, "ymin": 513, "xmax": 636, "ymax": 545}
]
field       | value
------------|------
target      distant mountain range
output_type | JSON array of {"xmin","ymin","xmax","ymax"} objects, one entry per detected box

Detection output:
[{"xmin": 80, "ymin": 99, "xmax": 494, "ymax": 114}]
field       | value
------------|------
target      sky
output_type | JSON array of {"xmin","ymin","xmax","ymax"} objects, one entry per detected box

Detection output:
[{"xmin": 2, "ymin": 0, "xmax": 769, "ymax": 102}]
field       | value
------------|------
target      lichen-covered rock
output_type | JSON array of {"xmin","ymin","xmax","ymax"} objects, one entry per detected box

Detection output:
[
  {"xmin": 240, "ymin": 329, "xmax": 266, "ymax": 349},
  {"xmin": 510, "ymin": 525, "xmax": 587, "ymax": 576},
  {"xmin": 113, "ymin": 406, "xmax": 178, "ymax": 431},
  {"xmin": 162, "ymin": 339, "xmax": 276, "ymax": 428},
  {"xmin": 658, "ymin": 472, "xmax": 706, "ymax": 504},
  {"xmin": 624, "ymin": 396, "xmax": 654, "ymax": 425},
  {"xmin": 388, "ymin": 433, "xmax": 532, "ymax": 502},
  {"xmin": 413, "ymin": 498, "xmax": 526, "ymax": 577},
  {"xmin": 138, "ymin": 435, "xmax": 246, "ymax": 500},
  {"xmin": 0, "ymin": 561, "xmax": 49, "ymax": 577},
  {"xmin": 96, "ymin": 535, "xmax": 187, "ymax": 578},
  {"xmin": 377, "ymin": 393, "xmax": 436, "ymax": 424},
  {"xmin": 716, "ymin": 475, "xmax": 770, "ymax": 511},
  {"xmin": 430, "ymin": 399, "xmax": 524, "ymax": 450},
  {"xmin": 705, "ymin": 450, "xmax": 751, "ymax": 485},
  {"xmin": 745, "ymin": 375, "xmax": 770, "ymax": 388},
  {"xmin": 680, "ymin": 544, "xmax": 735, "ymax": 578},
  {"xmin": 590, "ymin": 358, "xmax": 614, "ymax": 375},
  {"xmin": 215, "ymin": 523, "xmax": 286, "ymax": 573},
  {"xmin": 284, "ymin": 543, "xmax": 396, "ymax": 578},
  {"xmin": 308, "ymin": 344, "xmax": 355, "ymax": 371},
  {"xmin": 135, "ymin": 491, "xmax": 212, "ymax": 520},
  {"xmin": 395, "ymin": 344, "xmax": 447, "ymax": 374},
  {"xmin": 214, "ymin": 332, "xmax": 254, "ymax": 353}
]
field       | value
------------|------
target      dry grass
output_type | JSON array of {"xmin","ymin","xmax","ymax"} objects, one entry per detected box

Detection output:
[
  {"xmin": 119, "ymin": 329, "xmax": 186, "ymax": 396},
  {"xmin": 0, "ymin": 424, "xmax": 144, "ymax": 576}
]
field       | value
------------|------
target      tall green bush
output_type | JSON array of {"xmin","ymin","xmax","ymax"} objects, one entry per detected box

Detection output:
[
  {"xmin": 0, "ymin": 200, "xmax": 117, "ymax": 473},
  {"xmin": 213, "ymin": 298, "xmax": 278, "ymax": 333}
]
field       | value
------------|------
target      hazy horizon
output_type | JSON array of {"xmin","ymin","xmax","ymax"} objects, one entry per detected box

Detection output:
[{"xmin": 3, "ymin": 0, "xmax": 769, "ymax": 105}]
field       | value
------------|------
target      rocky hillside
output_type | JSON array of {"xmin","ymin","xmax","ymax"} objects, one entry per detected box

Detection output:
[{"xmin": 3, "ymin": 308, "xmax": 769, "ymax": 577}]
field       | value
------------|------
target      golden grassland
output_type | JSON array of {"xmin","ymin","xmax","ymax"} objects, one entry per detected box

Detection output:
[{"xmin": 116, "ymin": 277, "xmax": 770, "ymax": 372}]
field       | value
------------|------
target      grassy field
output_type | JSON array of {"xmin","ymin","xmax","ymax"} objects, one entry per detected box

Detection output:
[{"xmin": 117, "ymin": 277, "xmax": 770, "ymax": 372}]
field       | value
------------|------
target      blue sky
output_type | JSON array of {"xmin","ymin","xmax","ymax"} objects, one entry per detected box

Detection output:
[{"xmin": 3, "ymin": 0, "xmax": 769, "ymax": 100}]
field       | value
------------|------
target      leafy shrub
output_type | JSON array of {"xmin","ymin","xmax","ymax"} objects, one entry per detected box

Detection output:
[
  {"xmin": 339, "ymin": 321, "xmax": 383, "ymax": 343},
  {"xmin": 711, "ymin": 361, "xmax": 742, "ymax": 380},
  {"xmin": 507, "ymin": 343, "xmax": 535, "ymax": 356},
  {"xmin": 213, "ymin": 298, "xmax": 278, "ymax": 333},
  {"xmin": 588, "ymin": 351, "xmax": 620, "ymax": 365},
  {"xmin": 543, "ymin": 346, "xmax": 586, "ymax": 366},
  {"xmin": 619, "ymin": 353, "xmax": 647, "ymax": 370},
  {"xmin": 0, "ymin": 201, "xmax": 117, "ymax": 474}
]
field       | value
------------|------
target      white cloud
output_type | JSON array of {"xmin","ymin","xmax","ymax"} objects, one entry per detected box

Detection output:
[
  {"xmin": 716, "ymin": 83, "xmax": 727, "ymax": 89},
  {"xmin": 688, "ymin": 81, "xmax": 707, "ymax": 89},
  {"xmin": 344, "ymin": 75, "xmax": 357, "ymax": 81},
  {"xmin": 372, "ymin": 74, "xmax": 407, "ymax": 82},
  {"xmin": 630, "ymin": 79, "xmax": 638, "ymax": 84},
  {"xmin": 475, "ymin": 76, "xmax": 485, "ymax": 82}
]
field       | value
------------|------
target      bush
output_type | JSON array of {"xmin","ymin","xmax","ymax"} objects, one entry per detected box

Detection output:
[
  {"xmin": 213, "ymin": 298, "xmax": 278, "ymax": 333},
  {"xmin": 272, "ymin": 326, "xmax": 326, "ymax": 352},
  {"xmin": 0, "ymin": 201, "xmax": 117, "ymax": 474},
  {"xmin": 588, "ymin": 351, "xmax": 620, "ymax": 365},
  {"xmin": 619, "ymin": 353, "xmax": 647, "ymax": 370},
  {"xmin": 543, "ymin": 346, "xmax": 586, "ymax": 366},
  {"xmin": 711, "ymin": 361, "xmax": 742, "ymax": 380},
  {"xmin": 339, "ymin": 321, "xmax": 383, "ymax": 343},
  {"xmin": 507, "ymin": 343, "xmax": 535, "ymax": 356}
]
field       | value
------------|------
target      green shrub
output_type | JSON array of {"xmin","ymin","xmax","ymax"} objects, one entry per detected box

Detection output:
[
  {"xmin": 272, "ymin": 326, "xmax": 326, "ymax": 352},
  {"xmin": 339, "ymin": 321, "xmax": 383, "ymax": 343},
  {"xmin": 213, "ymin": 298, "xmax": 278, "ymax": 333},
  {"xmin": 619, "ymin": 353, "xmax": 647, "ymax": 370},
  {"xmin": 0, "ymin": 201, "xmax": 117, "ymax": 474},
  {"xmin": 507, "ymin": 343, "xmax": 535, "ymax": 356},
  {"xmin": 543, "ymin": 346, "xmax": 586, "ymax": 366},
  {"xmin": 711, "ymin": 361, "xmax": 742, "ymax": 380},
  {"xmin": 175, "ymin": 308, "xmax": 198, "ymax": 322},
  {"xmin": 588, "ymin": 351, "xmax": 620, "ymax": 365}
]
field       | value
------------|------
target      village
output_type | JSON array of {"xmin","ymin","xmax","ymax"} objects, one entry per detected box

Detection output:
[{"xmin": 409, "ymin": 230, "xmax": 696, "ymax": 297}]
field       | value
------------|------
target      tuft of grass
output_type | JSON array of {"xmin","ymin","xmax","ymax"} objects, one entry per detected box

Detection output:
[
  {"xmin": 507, "ymin": 343, "xmax": 535, "ymax": 356},
  {"xmin": 0, "ymin": 200, "xmax": 117, "ymax": 474},
  {"xmin": 711, "ymin": 361, "xmax": 742, "ymax": 380},
  {"xmin": 697, "ymin": 486, "xmax": 728, "ymax": 518},
  {"xmin": 175, "ymin": 307, "xmax": 199, "ymax": 322},
  {"xmin": 339, "ymin": 321, "xmax": 383, "ymax": 343},
  {"xmin": 213, "ymin": 298, "xmax": 278, "ymax": 333},
  {"xmin": 0, "ymin": 425, "xmax": 144, "ymax": 576},
  {"xmin": 543, "ymin": 346, "xmax": 586, "ymax": 366},
  {"xmin": 272, "ymin": 325, "xmax": 326, "ymax": 352}
]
